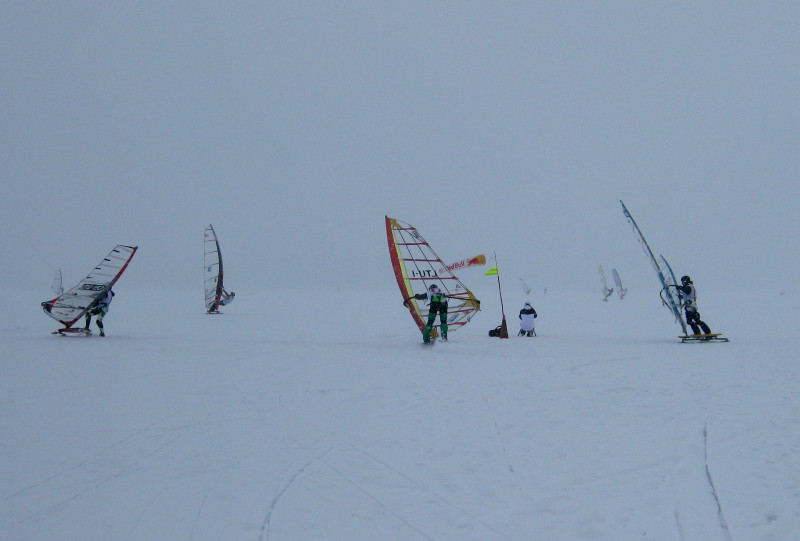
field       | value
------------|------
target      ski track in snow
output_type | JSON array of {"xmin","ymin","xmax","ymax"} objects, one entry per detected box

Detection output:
[
  {"xmin": 318, "ymin": 452, "xmax": 439, "ymax": 541},
  {"xmin": 2, "ymin": 287, "xmax": 799, "ymax": 539},
  {"xmin": 260, "ymin": 447, "xmax": 334, "ymax": 541},
  {"xmin": 704, "ymin": 424, "xmax": 733, "ymax": 541},
  {"xmin": 4, "ymin": 409, "xmax": 187, "ymax": 507},
  {"xmin": 671, "ymin": 423, "xmax": 736, "ymax": 541},
  {"xmin": 262, "ymin": 388, "xmax": 520, "ymax": 540},
  {"xmin": 353, "ymin": 448, "xmax": 520, "ymax": 541}
]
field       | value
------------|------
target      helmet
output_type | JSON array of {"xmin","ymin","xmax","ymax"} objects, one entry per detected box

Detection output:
[
  {"xmin": 429, "ymin": 284, "xmax": 439, "ymax": 291},
  {"xmin": 681, "ymin": 275, "xmax": 691, "ymax": 284}
]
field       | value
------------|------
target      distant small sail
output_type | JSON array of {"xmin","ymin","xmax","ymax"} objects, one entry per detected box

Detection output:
[
  {"xmin": 51, "ymin": 268, "xmax": 63, "ymax": 296},
  {"xmin": 599, "ymin": 264, "xmax": 613, "ymax": 301},
  {"xmin": 612, "ymin": 268, "xmax": 627, "ymax": 299}
]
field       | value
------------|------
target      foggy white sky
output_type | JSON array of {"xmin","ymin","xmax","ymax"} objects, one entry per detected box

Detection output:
[{"xmin": 2, "ymin": 3, "xmax": 798, "ymax": 298}]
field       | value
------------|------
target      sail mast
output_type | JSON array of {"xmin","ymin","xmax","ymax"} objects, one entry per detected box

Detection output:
[
  {"xmin": 486, "ymin": 253, "xmax": 509, "ymax": 338},
  {"xmin": 620, "ymin": 201, "xmax": 687, "ymax": 333}
]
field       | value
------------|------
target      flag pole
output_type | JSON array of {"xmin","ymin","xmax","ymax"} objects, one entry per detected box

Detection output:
[{"xmin": 493, "ymin": 252, "xmax": 509, "ymax": 338}]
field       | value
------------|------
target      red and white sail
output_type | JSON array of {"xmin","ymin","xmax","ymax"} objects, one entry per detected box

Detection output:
[
  {"xmin": 438, "ymin": 254, "xmax": 486, "ymax": 275},
  {"xmin": 41, "ymin": 245, "xmax": 137, "ymax": 329}
]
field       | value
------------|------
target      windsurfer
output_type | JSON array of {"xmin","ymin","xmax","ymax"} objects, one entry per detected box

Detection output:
[
  {"xmin": 408, "ymin": 284, "xmax": 449, "ymax": 343},
  {"xmin": 208, "ymin": 288, "xmax": 234, "ymax": 313},
  {"xmin": 220, "ymin": 288, "xmax": 235, "ymax": 306},
  {"xmin": 85, "ymin": 288, "xmax": 114, "ymax": 337},
  {"xmin": 676, "ymin": 275, "xmax": 711, "ymax": 336}
]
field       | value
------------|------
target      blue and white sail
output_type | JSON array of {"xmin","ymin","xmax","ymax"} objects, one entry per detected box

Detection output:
[
  {"xmin": 620, "ymin": 201, "xmax": 687, "ymax": 334},
  {"xmin": 658, "ymin": 255, "xmax": 687, "ymax": 330}
]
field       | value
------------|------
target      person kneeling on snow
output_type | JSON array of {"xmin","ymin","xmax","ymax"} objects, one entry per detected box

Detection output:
[{"xmin": 518, "ymin": 302, "xmax": 537, "ymax": 337}]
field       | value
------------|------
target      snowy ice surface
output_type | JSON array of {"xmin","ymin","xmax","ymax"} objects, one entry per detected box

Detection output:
[{"xmin": 2, "ymin": 286, "xmax": 798, "ymax": 540}]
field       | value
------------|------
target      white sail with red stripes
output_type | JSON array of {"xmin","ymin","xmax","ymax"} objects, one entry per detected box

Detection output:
[
  {"xmin": 41, "ymin": 245, "xmax": 137, "ymax": 330},
  {"xmin": 385, "ymin": 216, "xmax": 481, "ymax": 336}
]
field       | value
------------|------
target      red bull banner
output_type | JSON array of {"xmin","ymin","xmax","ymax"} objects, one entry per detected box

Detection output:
[{"xmin": 439, "ymin": 254, "xmax": 486, "ymax": 275}]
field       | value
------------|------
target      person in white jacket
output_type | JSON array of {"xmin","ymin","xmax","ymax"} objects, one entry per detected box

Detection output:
[
  {"xmin": 677, "ymin": 275, "xmax": 711, "ymax": 335},
  {"xmin": 219, "ymin": 288, "xmax": 235, "ymax": 306},
  {"xmin": 518, "ymin": 302, "xmax": 537, "ymax": 337},
  {"xmin": 85, "ymin": 288, "xmax": 114, "ymax": 337},
  {"xmin": 208, "ymin": 288, "xmax": 235, "ymax": 313}
]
